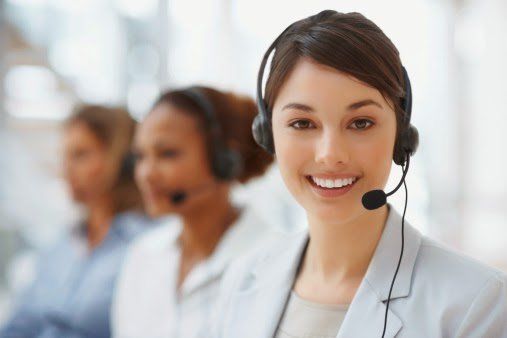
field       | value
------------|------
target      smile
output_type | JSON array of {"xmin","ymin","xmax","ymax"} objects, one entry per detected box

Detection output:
[
  {"xmin": 309, "ymin": 176, "xmax": 358, "ymax": 189},
  {"xmin": 306, "ymin": 175, "xmax": 360, "ymax": 198}
]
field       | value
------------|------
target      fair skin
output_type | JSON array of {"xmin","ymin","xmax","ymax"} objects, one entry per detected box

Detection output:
[
  {"xmin": 133, "ymin": 103, "xmax": 239, "ymax": 290},
  {"xmin": 63, "ymin": 122, "xmax": 115, "ymax": 249},
  {"xmin": 271, "ymin": 58, "xmax": 397, "ymax": 305}
]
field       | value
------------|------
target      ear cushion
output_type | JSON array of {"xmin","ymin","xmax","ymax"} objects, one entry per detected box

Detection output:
[
  {"xmin": 252, "ymin": 114, "xmax": 275, "ymax": 155},
  {"xmin": 393, "ymin": 124, "xmax": 419, "ymax": 166},
  {"xmin": 213, "ymin": 149, "xmax": 243, "ymax": 181}
]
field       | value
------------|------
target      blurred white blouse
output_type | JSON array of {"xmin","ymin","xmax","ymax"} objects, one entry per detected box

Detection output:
[{"xmin": 111, "ymin": 206, "xmax": 276, "ymax": 338}]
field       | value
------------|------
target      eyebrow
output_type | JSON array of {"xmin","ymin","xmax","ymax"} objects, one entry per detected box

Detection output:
[
  {"xmin": 281, "ymin": 99, "xmax": 383, "ymax": 114},
  {"xmin": 347, "ymin": 99, "xmax": 383, "ymax": 110},
  {"xmin": 281, "ymin": 102, "xmax": 314, "ymax": 113}
]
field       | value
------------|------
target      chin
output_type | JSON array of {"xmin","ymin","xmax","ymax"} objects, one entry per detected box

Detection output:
[
  {"xmin": 306, "ymin": 200, "xmax": 366, "ymax": 226},
  {"xmin": 145, "ymin": 204, "xmax": 168, "ymax": 218},
  {"xmin": 70, "ymin": 191, "xmax": 85, "ymax": 203}
]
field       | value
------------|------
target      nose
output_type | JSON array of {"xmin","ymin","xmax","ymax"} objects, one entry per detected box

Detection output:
[
  {"xmin": 135, "ymin": 157, "xmax": 159, "ymax": 186},
  {"xmin": 314, "ymin": 128, "xmax": 350, "ymax": 166}
]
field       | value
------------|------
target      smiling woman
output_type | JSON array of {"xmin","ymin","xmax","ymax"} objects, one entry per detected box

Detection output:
[
  {"xmin": 271, "ymin": 59, "xmax": 399, "ymax": 223},
  {"xmin": 210, "ymin": 10, "xmax": 507, "ymax": 338}
]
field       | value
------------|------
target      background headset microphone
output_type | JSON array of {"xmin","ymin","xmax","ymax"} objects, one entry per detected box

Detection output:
[{"xmin": 252, "ymin": 25, "xmax": 419, "ymax": 338}]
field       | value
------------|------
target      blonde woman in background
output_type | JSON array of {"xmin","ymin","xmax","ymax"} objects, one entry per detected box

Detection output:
[{"xmin": 0, "ymin": 105, "xmax": 149, "ymax": 338}]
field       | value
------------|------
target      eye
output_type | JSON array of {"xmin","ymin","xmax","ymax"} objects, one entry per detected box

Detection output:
[
  {"xmin": 288, "ymin": 119, "xmax": 315, "ymax": 130},
  {"xmin": 72, "ymin": 149, "xmax": 90, "ymax": 160},
  {"xmin": 349, "ymin": 119, "xmax": 374, "ymax": 130},
  {"xmin": 161, "ymin": 149, "xmax": 180, "ymax": 158}
]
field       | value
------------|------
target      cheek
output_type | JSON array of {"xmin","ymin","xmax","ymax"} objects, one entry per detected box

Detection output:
[
  {"xmin": 149, "ymin": 153, "xmax": 214, "ymax": 190},
  {"xmin": 273, "ymin": 126, "xmax": 312, "ymax": 194},
  {"xmin": 352, "ymin": 132, "xmax": 395, "ymax": 188},
  {"xmin": 78, "ymin": 155, "xmax": 111, "ymax": 188}
]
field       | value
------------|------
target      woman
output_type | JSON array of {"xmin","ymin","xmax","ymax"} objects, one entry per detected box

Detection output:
[
  {"xmin": 111, "ymin": 86, "xmax": 274, "ymax": 337},
  {"xmin": 211, "ymin": 11, "xmax": 507, "ymax": 338},
  {"xmin": 0, "ymin": 105, "xmax": 148, "ymax": 338}
]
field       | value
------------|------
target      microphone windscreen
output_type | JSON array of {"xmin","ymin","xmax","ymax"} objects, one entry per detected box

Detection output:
[
  {"xmin": 171, "ymin": 191, "xmax": 187, "ymax": 205},
  {"xmin": 362, "ymin": 190, "xmax": 387, "ymax": 210}
]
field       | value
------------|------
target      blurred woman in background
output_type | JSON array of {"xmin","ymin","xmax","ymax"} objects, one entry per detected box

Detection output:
[
  {"xmin": 111, "ymin": 86, "xmax": 274, "ymax": 338},
  {"xmin": 0, "ymin": 105, "xmax": 148, "ymax": 338}
]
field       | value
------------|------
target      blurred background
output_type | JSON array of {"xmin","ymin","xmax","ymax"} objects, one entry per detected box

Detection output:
[{"xmin": 1, "ymin": 0, "xmax": 506, "ymax": 325}]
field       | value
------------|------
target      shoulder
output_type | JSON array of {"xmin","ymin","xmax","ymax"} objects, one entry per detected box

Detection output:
[
  {"xmin": 412, "ymin": 235, "xmax": 507, "ymax": 331},
  {"xmin": 113, "ymin": 217, "xmax": 181, "ymax": 315},
  {"xmin": 111, "ymin": 211, "xmax": 159, "ymax": 241},
  {"xmin": 413, "ymin": 236, "xmax": 507, "ymax": 336},
  {"xmin": 416, "ymin": 235, "xmax": 506, "ymax": 290},
  {"xmin": 124, "ymin": 216, "xmax": 181, "ymax": 261}
]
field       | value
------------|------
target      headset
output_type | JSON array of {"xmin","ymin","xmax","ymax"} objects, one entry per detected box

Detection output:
[
  {"xmin": 180, "ymin": 87, "xmax": 243, "ymax": 182},
  {"xmin": 252, "ymin": 22, "xmax": 419, "ymax": 338}
]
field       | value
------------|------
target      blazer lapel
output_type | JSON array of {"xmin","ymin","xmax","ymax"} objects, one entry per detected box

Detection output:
[
  {"xmin": 337, "ymin": 206, "xmax": 422, "ymax": 338},
  {"xmin": 226, "ymin": 232, "xmax": 309, "ymax": 338},
  {"xmin": 337, "ymin": 280, "xmax": 402, "ymax": 338}
]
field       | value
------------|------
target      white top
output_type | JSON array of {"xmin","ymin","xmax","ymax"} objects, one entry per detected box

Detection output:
[
  {"xmin": 274, "ymin": 291, "xmax": 348, "ymax": 338},
  {"xmin": 210, "ymin": 205, "xmax": 507, "ymax": 338},
  {"xmin": 111, "ymin": 207, "xmax": 276, "ymax": 338}
]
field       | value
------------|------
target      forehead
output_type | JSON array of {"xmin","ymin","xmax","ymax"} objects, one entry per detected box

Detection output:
[
  {"xmin": 273, "ymin": 58, "xmax": 388, "ymax": 111},
  {"xmin": 136, "ymin": 103, "xmax": 202, "ymax": 141},
  {"xmin": 64, "ymin": 121, "xmax": 102, "ymax": 146}
]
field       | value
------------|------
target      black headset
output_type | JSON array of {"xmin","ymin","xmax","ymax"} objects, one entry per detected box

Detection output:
[
  {"xmin": 252, "ymin": 21, "xmax": 420, "ymax": 338},
  {"xmin": 179, "ymin": 87, "xmax": 243, "ymax": 181}
]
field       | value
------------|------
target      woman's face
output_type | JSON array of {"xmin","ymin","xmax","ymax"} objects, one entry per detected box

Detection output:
[
  {"xmin": 133, "ymin": 103, "xmax": 217, "ymax": 217},
  {"xmin": 271, "ymin": 58, "xmax": 397, "ymax": 225},
  {"xmin": 63, "ymin": 122, "xmax": 111, "ymax": 204}
]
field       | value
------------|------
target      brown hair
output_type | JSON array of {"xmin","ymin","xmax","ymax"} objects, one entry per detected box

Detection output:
[
  {"xmin": 265, "ymin": 10, "xmax": 408, "ymax": 140},
  {"xmin": 154, "ymin": 86, "xmax": 274, "ymax": 183},
  {"xmin": 65, "ymin": 105, "xmax": 143, "ymax": 213}
]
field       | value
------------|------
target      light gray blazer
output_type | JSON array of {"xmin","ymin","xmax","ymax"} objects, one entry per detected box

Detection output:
[{"xmin": 211, "ymin": 207, "xmax": 507, "ymax": 338}]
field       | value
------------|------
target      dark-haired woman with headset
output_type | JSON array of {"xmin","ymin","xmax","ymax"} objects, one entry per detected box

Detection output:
[
  {"xmin": 0, "ymin": 105, "xmax": 148, "ymax": 338},
  {"xmin": 211, "ymin": 11, "xmax": 507, "ymax": 338},
  {"xmin": 111, "ymin": 86, "xmax": 275, "ymax": 337}
]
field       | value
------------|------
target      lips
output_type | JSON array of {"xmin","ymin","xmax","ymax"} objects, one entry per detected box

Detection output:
[
  {"xmin": 305, "ymin": 175, "xmax": 360, "ymax": 198},
  {"xmin": 310, "ymin": 176, "xmax": 358, "ymax": 189}
]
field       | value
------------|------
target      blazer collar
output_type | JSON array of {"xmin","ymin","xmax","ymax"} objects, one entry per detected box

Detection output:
[{"xmin": 240, "ymin": 205, "xmax": 422, "ymax": 338}]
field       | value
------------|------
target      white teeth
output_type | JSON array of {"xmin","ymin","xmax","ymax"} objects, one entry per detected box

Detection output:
[{"xmin": 311, "ymin": 176, "xmax": 357, "ymax": 188}]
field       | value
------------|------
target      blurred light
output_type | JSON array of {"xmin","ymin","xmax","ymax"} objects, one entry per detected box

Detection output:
[
  {"xmin": 454, "ymin": 5, "xmax": 486, "ymax": 63},
  {"xmin": 5, "ymin": 98, "xmax": 72, "ymax": 120},
  {"xmin": 48, "ymin": 0, "xmax": 100, "ymax": 13},
  {"xmin": 4, "ymin": 66, "xmax": 73, "ymax": 119},
  {"xmin": 75, "ymin": 78, "xmax": 117, "ymax": 104},
  {"xmin": 49, "ymin": 37, "xmax": 100, "ymax": 78},
  {"xmin": 113, "ymin": 0, "xmax": 158, "ymax": 19},
  {"xmin": 5, "ymin": 65, "xmax": 58, "ymax": 101},
  {"xmin": 231, "ymin": 0, "xmax": 317, "ymax": 39},
  {"xmin": 168, "ymin": 0, "xmax": 216, "ymax": 29},
  {"xmin": 127, "ymin": 44, "xmax": 160, "ymax": 80},
  {"xmin": 127, "ymin": 82, "xmax": 160, "ymax": 120},
  {"xmin": 6, "ymin": 0, "xmax": 48, "ymax": 7}
]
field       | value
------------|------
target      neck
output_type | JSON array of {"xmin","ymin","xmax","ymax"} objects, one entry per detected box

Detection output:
[
  {"xmin": 179, "ymin": 186, "xmax": 238, "ymax": 259},
  {"xmin": 86, "ymin": 194, "xmax": 114, "ymax": 249},
  {"xmin": 304, "ymin": 205, "xmax": 389, "ymax": 281}
]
